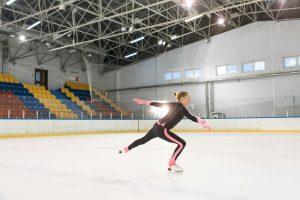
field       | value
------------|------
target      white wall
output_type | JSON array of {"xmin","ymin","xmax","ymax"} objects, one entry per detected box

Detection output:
[
  {"xmin": 3, "ymin": 42, "xmax": 82, "ymax": 90},
  {"xmin": 0, "ymin": 120, "xmax": 137, "ymax": 135},
  {"xmin": 1, "ymin": 118, "xmax": 300, "ymax": 136},
  {"xmin": 104, "ymin": 20, "xmax": 300, "ymax": 117}
]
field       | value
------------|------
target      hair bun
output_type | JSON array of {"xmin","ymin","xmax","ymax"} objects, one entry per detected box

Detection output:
[{"xmin": 174, "ymin": 91, "xmax": 190, "ymax": 101}]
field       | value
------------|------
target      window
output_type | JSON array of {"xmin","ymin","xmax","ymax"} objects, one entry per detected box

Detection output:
[
  {"xmin": 164, "ymin": 71, "xmax": 181, "ymax": 80},
  {"xmin": 217, "ymin": 66, "xmax": 227, "ymax": 75},
  {"xmin": 194, "ymin": 69, "xmax": 202, "ymax": 78},
  {"xmin": 184, "ymin": 70, "xmax": 194, "ymax": 78},
  {"xmin": 172, "ymin": 71, "xmax": 180, "ymax": 80},
  {"xmin": 254, "ymin": 61, "xmax": 265, "ymax": 71},
  {"xmin": 184, "ymin": 68, "xmax": 202, "ymax": 78},
  {"xmin": 227, "ymin": 64, "xmax": 237, "ymax": 74},
  {"xmin": 243, "ymin": 63, "xmax": 254, "ymax": 72},
  {"xmin": 217, "ymin": 64, "xmax": 237, "ymax": 75},
  {"xmin": 165, "ymin": 72, "xmax": 172, "ymax": 80},
  {"xmin": 284, "ymin": 57, "xmax": 298, "ymax": 68},
  {"xmin": 242, "ymin": 61, "xmax": 265, "ymax": 73}
]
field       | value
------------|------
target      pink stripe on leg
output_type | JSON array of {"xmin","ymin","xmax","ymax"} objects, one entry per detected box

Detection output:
[{"xmin": 163, "ymin": 128, "xmax": 183, "ymax": 166}]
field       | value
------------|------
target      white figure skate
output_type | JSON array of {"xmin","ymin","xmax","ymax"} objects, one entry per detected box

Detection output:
[
  {"xmin": 118, "ymin": 147, "xmax": 129, "ymax": 154},
  {"xmin": 168, "ymin": 164, "xmax": 183, "ymax": 173}
]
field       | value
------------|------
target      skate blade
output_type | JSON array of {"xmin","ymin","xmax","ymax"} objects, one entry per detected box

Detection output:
[{"xmin": 168, "ymin": 168, "xmax": 184, "ymax": 173}]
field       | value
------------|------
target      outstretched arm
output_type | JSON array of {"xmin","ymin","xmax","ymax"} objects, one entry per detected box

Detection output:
[
  {"xmin": 133, "ymin": 98, "xmax": 152, "ymax": 105},
  {"xmin": 181, "ymin": 106, "xmax": 212, "ymax": 131},
  {"xmin": 133, "ymin": 98, "xmax": 168, "ymax": 108}
]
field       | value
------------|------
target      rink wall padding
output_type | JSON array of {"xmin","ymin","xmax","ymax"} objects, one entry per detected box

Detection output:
[
  {"xmin": 0, "ymin": 118, "xmax": 300, "ymax": 139},
  {"xmin": 138, "ymin": 118, "xmax": 300, "ymax": 132},
  {"xmin": 0, "ymin": 120, "xmax": 138, "ymax": 138}
]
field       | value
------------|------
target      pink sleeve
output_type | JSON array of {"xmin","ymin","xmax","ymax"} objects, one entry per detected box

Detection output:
[
  {"xmin": 195, "ymin": 116, "xmax": 206, "ymax": 125},
  {"xmin": 133, "ymin": 98, "xmax": 152, "ymax": 105}
]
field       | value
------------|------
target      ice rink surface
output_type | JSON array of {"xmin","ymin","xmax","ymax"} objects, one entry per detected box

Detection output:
[{"xmin": 0, "ymin": 132, "xmax": 299, "ymax": 200}]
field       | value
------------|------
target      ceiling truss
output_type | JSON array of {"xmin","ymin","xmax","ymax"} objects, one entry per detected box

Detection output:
[{"xmin": 0, "ymin": 0, "xmax": 299, "ymax": 72}]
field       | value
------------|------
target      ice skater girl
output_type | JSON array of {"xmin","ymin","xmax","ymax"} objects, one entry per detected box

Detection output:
[{"xmin": 119, "ymin": 91, "xmax": 211, "ymax": 172}]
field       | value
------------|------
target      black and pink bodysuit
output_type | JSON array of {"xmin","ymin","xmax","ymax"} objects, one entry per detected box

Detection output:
[{"xmin": 128, "ymin": 101, "xmax": 207, "ymax": 166}]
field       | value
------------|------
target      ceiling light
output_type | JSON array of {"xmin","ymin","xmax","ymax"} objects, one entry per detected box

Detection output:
[
  {"xmin": 204, "ymin": 38, "xmax": 210, "ymax": 43},
  {"xmin": 26, "ymin": 21, "xmax": 41, "ymax": 30},
  {"xmin": 130, "ymin": 36, "xmax": 145, "ymax": 44},
  {"xmin": 218, "ymin": 18, "xmax": 225, "ymax": 25},
  {"xmin": 185, "ymin": 14, "xmax": 203, "ymax": 23},
  {"xmin": 121, "ymin": 26, "xmax": 127, "ymax": 32},
  {"xmin": 19, "ymin": 35, "xmax": 26, "ymax": 42},
  {"xmin": 6, "ymin": 0, "xmax": 16, "ymax": 5},
  {"xmin": 185, "ymin": 0, "xmax": 194, "ymax": 8},
  {"xmin": 125, "ymin": 52, "xmax": 137, "ymax": 58},
  {"xmin": 170, "ymin": 35, "xmax": 178, "ymax": 40}
]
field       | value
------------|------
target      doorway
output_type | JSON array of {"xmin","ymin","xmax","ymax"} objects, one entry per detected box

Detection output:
[{"xmin": 35, "ymin": 68, "xmax": 48, "ymax": 89}]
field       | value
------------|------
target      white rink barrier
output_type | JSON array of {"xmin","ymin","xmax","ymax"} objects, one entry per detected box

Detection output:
[
  {"xmin": 139, "ymin": 118, "xmax": 300, "ymax": 132},
  {"xmin": 0, "ymin": 120, "xmax": 138, "ymax": 135},
  {"xmin": 0, "ymin": 118, "xmax": 300, "ymax": 136}
]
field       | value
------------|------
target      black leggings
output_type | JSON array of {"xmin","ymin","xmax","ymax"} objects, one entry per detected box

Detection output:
[{"xmin": 128, "ymin": 123, "xmax": 186, "ymax": 164}]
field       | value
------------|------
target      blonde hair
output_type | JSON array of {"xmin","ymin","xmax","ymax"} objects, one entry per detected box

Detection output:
[{"xmin": 174, "ymin": 91, "xmax": 190, "ymax": 101}]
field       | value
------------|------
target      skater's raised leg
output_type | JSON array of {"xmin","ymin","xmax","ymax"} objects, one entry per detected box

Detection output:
[{"xmin": 119, "ymin": 126, "xmax": 156, "ymax": 154}]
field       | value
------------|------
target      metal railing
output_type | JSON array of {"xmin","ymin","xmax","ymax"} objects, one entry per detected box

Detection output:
[
  {"xmin": 1, "ymin": 94, "xmax": 300, "ymax": 120},
  {"xmin": 0, "ymin": 109, "xmax": 135, "ymax": 120}
]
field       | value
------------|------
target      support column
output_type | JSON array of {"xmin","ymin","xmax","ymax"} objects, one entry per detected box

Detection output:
[
  {"xmin": 205, "ymin": 82, "xmax": 209, "ymax": 118},
  {"xmin": 205, "ymin": 81, "xmax": 214, "ymax": 118},
  {"xmin": 209, "ymin": 82, "xmax": 214, "ymax": 115}
]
